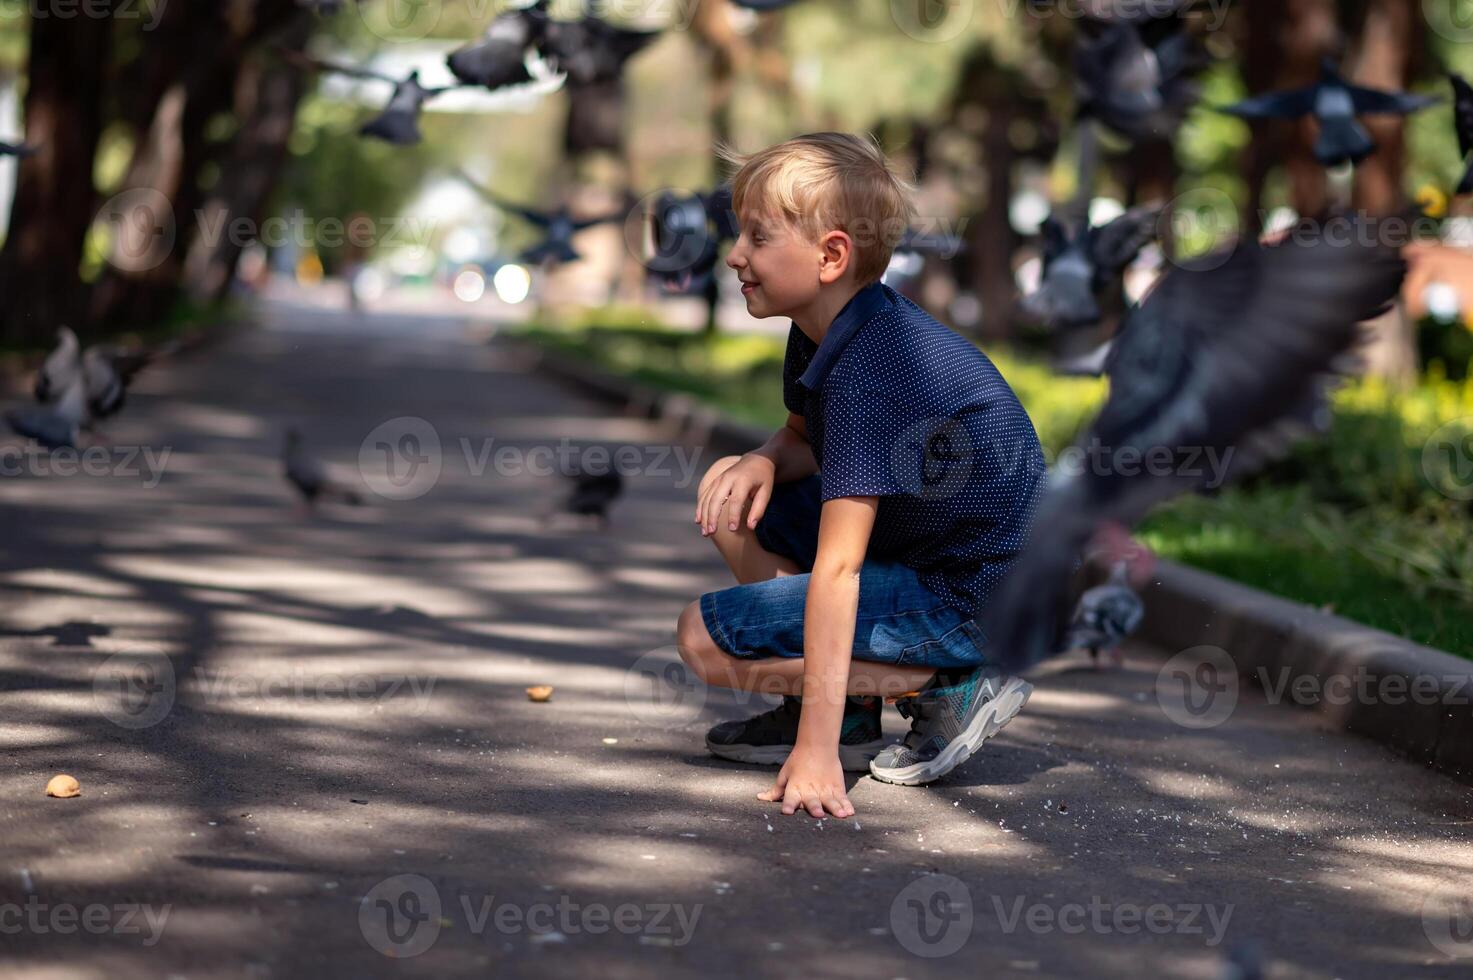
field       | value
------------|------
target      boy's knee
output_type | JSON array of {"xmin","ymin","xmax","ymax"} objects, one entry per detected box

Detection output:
[{"xmin": 676, "ymin": 601, "xmax": 723, "ymax": 681}]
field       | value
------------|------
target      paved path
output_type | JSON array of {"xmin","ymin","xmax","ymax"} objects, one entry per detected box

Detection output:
[{"xmin": 1, "ymin": 297, "xmax": 1471, "ymax": 979}]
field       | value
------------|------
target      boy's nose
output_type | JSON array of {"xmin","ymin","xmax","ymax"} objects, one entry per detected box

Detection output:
[{"xmin": 725, "ymin": 241, "xmax": 745, "ymax": 270}]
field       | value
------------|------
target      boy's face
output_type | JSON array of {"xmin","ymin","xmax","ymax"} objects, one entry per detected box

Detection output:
[{"xmin": 724, "ymin": 208, "xmax": 824, "ymax": 320}]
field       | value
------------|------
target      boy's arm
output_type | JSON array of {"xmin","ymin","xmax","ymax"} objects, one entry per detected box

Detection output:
[
  {"xmin": 759, "ymin": 494, "xmax": 876, "ymax": 818},
  {"xmin": 747, "ymin": 412, "xmax": 818, "ymax": 484}
]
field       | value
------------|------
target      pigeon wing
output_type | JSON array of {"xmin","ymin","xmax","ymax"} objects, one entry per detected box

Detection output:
[
  {"xmin": 1216, "ymin": 86, "xmax": 1318, "ymax": 120},
  {"xmin": 1346, "ymin": 85, "xmax": 1440, "ymax": 117}
]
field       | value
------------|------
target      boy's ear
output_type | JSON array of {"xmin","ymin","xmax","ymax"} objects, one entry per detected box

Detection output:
[{"xmin": 817, "ymin": 229, "xmax": 854, "ymax": 284}]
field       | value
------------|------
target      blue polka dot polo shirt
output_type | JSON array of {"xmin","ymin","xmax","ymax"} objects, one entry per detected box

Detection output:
[{"xmin": 782, "ymin": 281, "xmax": 1049, "ymax": 616}]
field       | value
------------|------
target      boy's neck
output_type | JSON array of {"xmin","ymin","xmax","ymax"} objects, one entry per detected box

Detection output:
[{"xmin": 791, "ymin": 280, "xmax": 866, "ymax": 346}]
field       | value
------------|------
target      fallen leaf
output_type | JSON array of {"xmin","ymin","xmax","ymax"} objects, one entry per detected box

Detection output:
[
  {"xmin": 46, "ymin": 774, "xmax": 80, "ymax": 799},
  {"xmin": 526, "ymin": 685, "xmax": 554, "ymax": 702}
]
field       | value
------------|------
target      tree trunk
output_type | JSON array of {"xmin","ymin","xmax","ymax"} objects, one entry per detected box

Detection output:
[
  {"xmin": 90, "ymin": 0, "xmax": 300, "ymax": 331},
  {"xmin": 184, "ymin": 31, "xmax": 312, "ymax": 307},
  {"xmin": 1348, "ymin": 0, "xmax": 1424, "ymax": 385},
  {"xmin": 1279, "ymin": 0, "xmax": 1337, "ymax": 219},
  {"xmin": 0, "ymin": 5, "xmax": 115, "ymax": 348}
]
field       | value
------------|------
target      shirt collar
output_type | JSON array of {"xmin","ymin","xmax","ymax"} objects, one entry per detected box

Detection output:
[{"xmin": 797, "ymin": 281, "xmax": 893, "ymax": 391}]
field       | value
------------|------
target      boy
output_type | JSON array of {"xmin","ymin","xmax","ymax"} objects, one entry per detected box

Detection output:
[{"xmin": 674, "ymin": 133, "xmax": 1047, "ymax": 820}]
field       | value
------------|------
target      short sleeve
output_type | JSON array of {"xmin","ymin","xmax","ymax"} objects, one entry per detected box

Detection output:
[
  {"xmin": 818, "ymin": 388, "xmax": 918, "ymax": 500},
  {"xmin": 781, "ymin": 324, "xmax": 817, "ymax": 416}
]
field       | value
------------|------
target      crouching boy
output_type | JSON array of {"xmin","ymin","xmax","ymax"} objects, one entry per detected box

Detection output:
[{"xmin": 675, "ymin": 133, "xmax": 1047, "ymax": 819}]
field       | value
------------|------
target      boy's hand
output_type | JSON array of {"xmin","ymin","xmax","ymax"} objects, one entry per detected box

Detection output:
[
  {"xmin": 757, "ymin": 744, "xmax": 855, "ymax": 819},
  {"xmin": 696, "ymin": 454, "xmax": 776, "ymax": 536}
]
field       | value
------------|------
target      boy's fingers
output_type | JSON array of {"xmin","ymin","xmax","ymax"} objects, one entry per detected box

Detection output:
[{"xmin": 747, "ymin": 482, "xmax": 771, "ymax": 529}]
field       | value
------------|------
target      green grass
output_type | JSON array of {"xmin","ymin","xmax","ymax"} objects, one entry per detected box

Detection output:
[{"xmin": 511, "ymin": 318, "xmax": 1473, "ymax": 656}]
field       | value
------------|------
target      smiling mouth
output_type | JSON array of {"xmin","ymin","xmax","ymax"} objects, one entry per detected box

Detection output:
[{"xmin": 740, "ymin": 281, "xmax": 759, "ymax": 294}]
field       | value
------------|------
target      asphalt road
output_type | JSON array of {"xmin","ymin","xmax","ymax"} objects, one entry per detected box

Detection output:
[{"xmin": 2, "ymin": 289, "xmax": 1471, "ymax": 979}]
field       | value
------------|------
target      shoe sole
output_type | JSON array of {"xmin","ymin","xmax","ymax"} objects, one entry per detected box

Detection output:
[
  {"xmin": 705, "ymin": 738, "xmax": 886, "ymax": 772},
  {"xmin": 868, "ymin": 676, "xmax": 1034, "ymax": 786}
]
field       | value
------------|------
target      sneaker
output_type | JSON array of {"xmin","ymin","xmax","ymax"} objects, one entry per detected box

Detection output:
[
  {"xmin": 705, "ymin": 695, "xmax": 885, "ymax": 771},
  {"xmin": 868, "ymin": 667, "xmax": 1033, "ymax": 786}
]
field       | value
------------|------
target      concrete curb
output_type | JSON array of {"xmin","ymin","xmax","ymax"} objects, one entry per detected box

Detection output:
[
  {"xmin": 521, "ymin": 336, "xmax": 1473, "ymax": 782},
  {"xmin": 1134, "ymin": 558, "xmax": 1473, "ymax": 779}
]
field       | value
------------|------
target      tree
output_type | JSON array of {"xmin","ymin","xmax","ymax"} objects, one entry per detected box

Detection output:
[{"xmin": 0, "ymin": 4, "xmax": 116, "ymax": 347}]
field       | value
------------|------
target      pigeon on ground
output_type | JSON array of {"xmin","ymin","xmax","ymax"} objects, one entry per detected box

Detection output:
[
  {"xmin": 1060, "ymin": 552, "xmax": 1149, "ymax": 668},
  {"xmin": 282, "ymin": 53, "xmax": 461, "ymax": 146},
  {"xmin": 1074, "ymin": 2, "xmax": 1207, "ymax": 141},
  {"xmin": 1217, "ymin": 59, "xmax": 1440, "ymax": 167},
  {"xmin": 447, "ymin": 0, "xmax": 554, "ymax": 90},
  {"xmin": 81, "ymin": 341, "xmax": 173, "ymax": 426},
  {"xmin": 7, "ymin": 376, "xmax": 86, "ymax": 450},
  {"xmin": 456, "ymin": 169, "xmax": 626, "ymax": 266},
  {"xmin": 561, "ymin": 462, "xmax": 623, "ymax": 527},
  {"xmin": 1452, "ymin": 73, "xmax": 1473, "ymax": 196},
  {"xmin": 283, "ymin": 428, "xmax": 364, "ymax": 514},
  {"xmin": 1018, "ymin": 206, "xmax": 1160, "ymax": 331},
  {"xmin": 33, "ymin": 326, "xmax": 81, "ymax": 405},
  {"xmin": 979, "ymin": 214, "xmax": 1406, "ymax": 672}
]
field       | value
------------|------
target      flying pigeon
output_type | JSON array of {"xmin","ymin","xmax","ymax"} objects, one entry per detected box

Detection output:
[
  {"xmin": 0, "ymin": 140, "xmax": 37, "ymax": 157},
  {"xmin": 1074, "ymin": 4, "xmax": 1207, "ymax": 141},
  {"xmin": 1453, "ymin": 73, "xmax": 1473, "ymax": 196},
  {"xmin": 538, "ymin": 12, "xmax": 660, "ymax": 87},
  {"xmin": 1018, "ymin": 206, "xmax": 1160, "ymax": 331},
  {"xmin": 283, "ymin": 53, "xmax": 461, "ymax": 146},
  {"xmin": 283, "ymin": 427, "xmax": 364, "ymax": 514},
  {"xmin": 1217, "ymin": 59, "xmax": 1440, "ymax": 167},
  {"xmin": 728, "ymin": 0, "xmax": 803, "ymax": 8},
  {"xmin": 447, "ymin": 0, "xmax": 553, "ymax": 90},
  {"xmin": 1053, "ymin": 339, "xmax": 1116, "ymax": 377},
  {"xmin": 979, "ymin": 214, "xmax": 1406, "ymax": 672},
  {"xmin": 33, "ymin": 326, "xmax": 81, "ymax": 405},
  {"xmin": 456, "ymin": 169, "xmax": 626, "ymax": 266},
  {"xmin": 647, "ymin": 186, "xmax": 738, "ymax": 295},
  {"xmin": 7, "ymin": 375, "xmax": 86, "ymax": 450}
]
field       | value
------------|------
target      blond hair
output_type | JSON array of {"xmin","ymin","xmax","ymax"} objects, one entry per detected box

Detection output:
[{"xmin": 719, "ymin": 132, "xmax": 918, "ymax": 285}]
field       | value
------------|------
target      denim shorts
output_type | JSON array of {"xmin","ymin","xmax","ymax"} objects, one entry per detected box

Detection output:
[{"xmin": 697, "ymin": 474, "xmax": 988, "ymax": 669}]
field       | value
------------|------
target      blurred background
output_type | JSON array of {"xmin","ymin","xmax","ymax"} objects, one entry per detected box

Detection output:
[{"xmin": 0, "ymin": 0, "xmax": 1470, "ymax": 651}]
